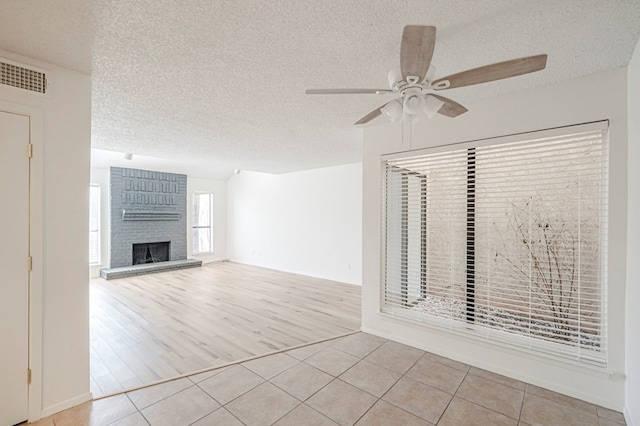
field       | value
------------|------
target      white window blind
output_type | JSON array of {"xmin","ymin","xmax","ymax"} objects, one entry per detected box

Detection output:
[
  {"xmin": 89, "ymin": 184, "xmax": 100, "ymax": 264},
  {"xmin": 192, "ymin": 192, "xmax": 213, "ymax": 254},
  {"xmin": 382, "ymin": 122, "xmax": 608, "ymax": 366}
]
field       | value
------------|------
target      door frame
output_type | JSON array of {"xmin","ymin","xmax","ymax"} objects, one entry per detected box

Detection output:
[{"xmin": 0, "ymin": 100, "xmax": 44, "ymax": 422}]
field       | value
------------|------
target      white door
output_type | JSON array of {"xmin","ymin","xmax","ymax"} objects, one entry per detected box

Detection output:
[{"xmin": 0, "ymin": 110, "xmax": 30, "ymax": 426}]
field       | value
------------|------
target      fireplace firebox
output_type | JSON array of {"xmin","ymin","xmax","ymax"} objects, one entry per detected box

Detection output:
[{"xmin": 132, "ymin": 242, "xmax": 170, "ymax": 265}]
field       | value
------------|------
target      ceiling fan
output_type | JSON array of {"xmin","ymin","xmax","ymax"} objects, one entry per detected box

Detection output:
[{"xmin": 305, "ymin": 25, "xmax": 547, "ymax": 125}]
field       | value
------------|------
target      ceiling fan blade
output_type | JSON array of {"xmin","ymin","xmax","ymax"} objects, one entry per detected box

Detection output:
[
  {"xmin": 429, "ymin": 94, "xmax": 468, "ymax": 117},
  {"xmin": 354, "ymin": 103, "xmax": 388, "ymax": 125},
  {"xmin": 432, "ymin": 54, "xmax": 547, "ymax": 90},
  {"xmin": 305, "ymin": 88, "xmax": 393, "ymax": 95},
  {"xmin": 400, "ymin": 25, "xmax": 436, "ymax": 83}
]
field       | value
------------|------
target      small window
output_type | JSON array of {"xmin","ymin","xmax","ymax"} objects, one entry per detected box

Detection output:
[
  {"xmin": 89, "ymin": 184, "xmax": 100, "ymax": 264},
  {"xmin": 192, "ymin": 193, "xmax": 213, "ymax": 254}
]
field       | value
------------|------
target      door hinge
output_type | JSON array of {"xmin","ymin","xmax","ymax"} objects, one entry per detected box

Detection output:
[
  {"xmin": 27, "ymin": 368, "xmax": 31, "ymax": 385},
  {"xmin": 27, "ymin": 256, "xmax": 32, "ymax": 271},
  {"xmin": 28, "ymin": 143, "xmax": 33, "ymax": 158}
]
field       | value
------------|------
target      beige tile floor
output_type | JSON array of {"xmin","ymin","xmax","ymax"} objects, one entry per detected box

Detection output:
[{"xmin": 31, "ymin": 332, "xmax": 626, "ymax": 426}]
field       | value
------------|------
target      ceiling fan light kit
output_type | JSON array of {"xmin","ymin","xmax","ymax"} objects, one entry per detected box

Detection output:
[
  {"xmin": 381, "ymin": 99, "xmax": 403, "ymax": 122},
  {"xmin": 305, "ymin": 25, "xmax": 548, "ymax": 125},
  {"xmin": 402, "ymin": 88, "xmax": 426, "ymax": 115}
]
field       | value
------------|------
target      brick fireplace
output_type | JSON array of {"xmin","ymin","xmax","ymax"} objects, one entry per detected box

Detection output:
[{"xmin": 100, "ymin": 167, "xmax": 200, "ymax": 279}]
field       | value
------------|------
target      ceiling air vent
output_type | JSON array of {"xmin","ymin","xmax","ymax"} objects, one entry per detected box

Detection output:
[{"xmin": 1, "ymin": 60, "xmax": 47, "ymax": 94}]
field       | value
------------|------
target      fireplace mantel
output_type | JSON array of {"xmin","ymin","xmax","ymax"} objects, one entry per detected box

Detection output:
[{"xmin": 122, "ymin": 210, "xmax": 181, "ymax": 221}]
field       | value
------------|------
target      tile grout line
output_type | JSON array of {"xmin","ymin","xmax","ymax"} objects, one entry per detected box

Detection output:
[
  {"xmin": 236, "ymin": 340, "xmax": 341, "ymax": 414},
  {"xmin": 120, "ymin": 392, "xmax": 143, "ymax": 425},
  {"xmin": 435, "ymin": 365, "xmax": 469, "ymax": 425},
  {"xmin": 305, "ymin": 360, "xmax": 376, "ymax": 423},
  {"xmin": 362, "ymin": 346, "xmax": 437, "ymax": 425},
  {"xmin": 227, "ymin": 408, "xmax": 248, "ymax": 426},
  {"xmin": 517, "ymin": 384, "xmax": 527, "ymax": 424},
  {"xmin": 449, "ymin": 371, "xmax": 529, "ymax": 422},
  {"xmin": 195, "ymin": 365, "xmax": 262, "ymax": 408},
  {"xmin": 225, "ymin": 336, "xmax": 364, "ymax": 426},
  {"xmin": 100, "ymin": 393, "xmax": 148, "ymax": 426},
  {"xmin": 524, "ymin": 384, "xmax": 603, "ymax": 421},
  {"xmin": 216, "ymin": 347, "xmax": 357, "ymax": 424},
  {"xmin": 129, "ymin": 377, "xmax": 196, "ymax": 414},
  {"xmin": 451, "ymin": 389, "xmax": 523, "ymax": 422},
  {"xmin": 275, "ymin": 337, "xmax": 376, "ymax": 424},
  {"xmin": 269, "ymin": 335, "xmax": 390, "ymax": 425},
  {"xmin": 186, "ymin": 405, "xmax": 246, "ymax": 426}
]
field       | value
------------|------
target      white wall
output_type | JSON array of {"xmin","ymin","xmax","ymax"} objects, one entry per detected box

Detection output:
[
  {"xmin": 0, "ymin": 51, "xmax": 91, "ymax": 419},
  {"xmin": 187, "ymin": 176, "xmax": 227, "ymax": 262},
  {"xmin": 227, "ymin": 163, "xmax": 362, "ymax": 285},
  {"xmin": 362, "ymin": 68, "xmax": 628, "ymax": 410},
  {"xmin": 625, "ymin": 38, "xmax": 640, "ymax": 426}
]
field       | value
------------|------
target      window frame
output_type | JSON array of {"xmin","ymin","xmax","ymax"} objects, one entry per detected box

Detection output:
[
  {"xmin": 192, "ymin": 192, "xmax": 213, "ymax": 254},
  {"xmin": 89, "ymin": 183, "xmax": 101, "ymax": 265},
  {"xmin": 380, "ymin": 121, "xmax": 609, "ymax": 367}
]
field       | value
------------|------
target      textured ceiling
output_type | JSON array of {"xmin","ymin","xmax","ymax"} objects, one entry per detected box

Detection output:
[{"xmin": 1, "ymin": 1, "xmax": 639, "ymax": 179}]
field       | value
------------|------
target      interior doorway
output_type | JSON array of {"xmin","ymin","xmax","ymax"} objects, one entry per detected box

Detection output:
[{"xmin": 0, "ymin": 109, "xmax": 30, "ymax": 426}]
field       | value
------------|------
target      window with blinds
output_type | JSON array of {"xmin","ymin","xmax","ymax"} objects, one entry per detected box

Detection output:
[
  {"xmin": 382, "ymin": 122, "xmax": 608, "ymax": 366},
  {"xmin": 89, "ymin": 184, "xmax": 101, "ymax": 265}
]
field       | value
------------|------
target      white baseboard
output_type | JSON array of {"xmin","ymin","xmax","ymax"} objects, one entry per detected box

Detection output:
[{"xmin": 39, "ymin": 392, "xmax": 92, "ymax": 419}]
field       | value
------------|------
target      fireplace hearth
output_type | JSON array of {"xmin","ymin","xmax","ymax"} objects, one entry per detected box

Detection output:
[{"xmin": 132, "ymin": 241, "xmax": 170, "ymax": 265}]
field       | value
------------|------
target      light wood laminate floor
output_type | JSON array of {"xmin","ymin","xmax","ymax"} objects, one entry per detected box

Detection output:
[{"xmin": 90, "ymin": 261, "xmax": 361, "ymax": 397}]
